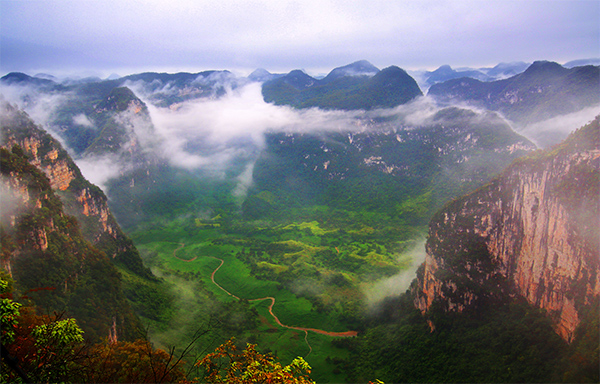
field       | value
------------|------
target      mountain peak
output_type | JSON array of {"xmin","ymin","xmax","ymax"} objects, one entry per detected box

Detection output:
[
  {"xmin": 1, "ymin": 72, "xmax": 56, "ymax": 87},
  {"xmin": 95, "ymin": 86, "xmax": 146, "ymax": 113},
  {"xmin": 248, "ymin": 68, "xmax": 283, "ymax": 82},
  {"xmin": 322, "ymin": 60, "xmax": 380, "ymax": 83},
  {"xmin": 429, "ymin": 65, "xmax": 454, "ymax": 75},
  {"xmin": 522, "ymin": 60, "xmax": 567, "ymax": 76},
  {"xmin": 281, "ymin": 70, "xmax": 316, "ymax": 90}
]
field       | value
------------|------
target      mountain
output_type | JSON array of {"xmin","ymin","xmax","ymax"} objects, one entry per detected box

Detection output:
[
  {"xmin": 424, "ymin": 64, "xmax": 489, "ymax": 86},
  {"xmin": 262, "ymin": 61, "xmax": 423, "ymax": 110},
  {"xmin": 564, "ymin": 58, "xmax": 600, "ymax": 68},
  {"xmin": 245, "ymin": 107, "xmax": 535, "ymax": 222},
  {"xmin": 428, "ymin": 61, "xmax": 600, "ymax": 127},
  {"xmin": 482, "ymin": 61, "xmax": 529, "ymax": 78},
  {"xmin": 120, "ymin": 70, "xmax": 243, "ymax": 107},
  {"xmin": 0, "ymin": 102, "xmax": 158, "ymax": 341},
  {"xmin": 0, "ymin": 71, "xmax": 61, "ymax": 89},
  {"xmin": 247, "ymin": 68, "xmax": 285, "ymax": 82},
  {"xmin": 320, "ymin": 60, "xmax": 380, "ymax": 83},
  {"xmin": 414, "ymin": 116, "xmax": 599, "ymax": 343},
  {"xmin": 0, "ymin": 101, "xmax": 154, "ymax": 276},
  {"xmin": 0, "ymin": 68, "xmax": 245, "ymax": 112},
  {"xmin": 83, "ymin": 86, "xmax": 152, "ymax": 158}
]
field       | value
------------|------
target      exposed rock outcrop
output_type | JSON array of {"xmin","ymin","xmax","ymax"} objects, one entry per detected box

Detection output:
[
  {"xmin": 0, "ymin": 101, "xmax": 153, "ymax": 276},
  {"xmin": 414, "ymin": 116, "xmax": 600, "ymax": 342}
]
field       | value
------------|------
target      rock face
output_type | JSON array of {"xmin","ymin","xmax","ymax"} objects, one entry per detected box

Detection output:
[
  {"xmin": 0, "ymin": 101, "xmax": 152, "ymax": 277},
  {"xmin": 0, "ymin": 101, "xmax": 155, "ymax": 341},
  {"xmin": 414, "ymin": 116, "xmax": 600, "ymax": 342}
]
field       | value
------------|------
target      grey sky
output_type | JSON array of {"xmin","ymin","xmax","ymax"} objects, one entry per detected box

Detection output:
[{"xmin": 1, "ymin": 0, "xmax": 598, "ymax": 77}]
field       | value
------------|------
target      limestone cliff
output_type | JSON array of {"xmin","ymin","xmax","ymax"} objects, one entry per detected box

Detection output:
[
  {"xmin": 0, "ymin": 101, "xmax": 153, "ymax": 277},
  {"xmin": 414, "ymin": 116, "xmax": 600, "ymax": 342},
  {"xmin": 0, "ymin": 145, "xmax": 142, "ymax": 342}
]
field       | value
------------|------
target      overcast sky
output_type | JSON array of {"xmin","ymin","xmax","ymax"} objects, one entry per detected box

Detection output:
[{"xmin": 1, "ymin": 0, "xmax": 598, "ymax": 77}]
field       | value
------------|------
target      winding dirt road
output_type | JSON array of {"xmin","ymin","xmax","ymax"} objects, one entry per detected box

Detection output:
[
  {"xmin": 171, "ymin": 243, "xmax": 357, "ymax": 357},
  {"xmin": 173, "ymin": 243, "xmax": 358, "ymax": 358},
  {"xmin": 207, "ymin": 256, "xmax": 358, "ymax": 337},
  {"xmin": 172, "ymin": 243, "xmax": 197, "ymax": 262}
]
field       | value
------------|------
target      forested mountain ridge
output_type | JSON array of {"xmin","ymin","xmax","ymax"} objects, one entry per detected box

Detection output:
[
  {"xmin": 261, "ymin": 61, "xmax": 423, "ymax": 110},
  {"xmin": 428, "ymin": 61, "xmax": 600, "ymax": 125},
  {"xmin": 1, "ymin": 101, "xmax": 152, "ymax": 277},
  {"xmin": 414, "ymin": 116, "xmax": 600, "ymax": 342},
  {"xmin": 246, "ymin": 108, "xmax": 536, "ymax": 223},
  {"xmin": 0, "ymin": 101, "xmax": 155, "ymax": 341}
]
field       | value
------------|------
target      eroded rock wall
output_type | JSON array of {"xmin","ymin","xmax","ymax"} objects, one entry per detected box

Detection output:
[{"xmin": 414, "ymin": 117, "xmax": 600, "ymax": 342}]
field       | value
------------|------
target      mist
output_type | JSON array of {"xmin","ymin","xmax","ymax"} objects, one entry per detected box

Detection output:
[
  {"xmin": 0, "ymin": 83, "xmax": 74, "ymax": 151},
  {"xmin": 363, "ymin": 237, "xmax": 426, "ymax": 311},
  {"xmin": 2, "ymin": 76, "xmax": 593, "ymax": 206},
  {"xmin": 515, "ymin": 105, "xmax": 600, "ymax": 148},
  {"xmin": 0, "ymin": 175, "xmax": 28, "ymax": 228}
]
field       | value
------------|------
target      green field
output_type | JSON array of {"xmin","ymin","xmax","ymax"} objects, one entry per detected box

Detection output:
[{"xmin": 127, "ymin": 209, "xmax": 424, "ymax": 382}]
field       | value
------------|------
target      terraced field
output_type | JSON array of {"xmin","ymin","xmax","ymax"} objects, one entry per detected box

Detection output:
[{"xmin": 130, "ymin": 213, "xmax": 423, "ymax": 382}]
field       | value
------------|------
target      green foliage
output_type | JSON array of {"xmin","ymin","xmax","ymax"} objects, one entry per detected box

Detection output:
[
  {"xmin": 197, "ymin": 338, "xmax": 315, "ymax": 383},
  {"xmin": 0, "ymin": 299, "xmax": 186, "ymax": 384},
  {"xmin": 0, "ymin": 281, "xmax": 22, "ymax": 344},
  {"xmin": 32, "ymin": 318, "xmax": 85, "ymax": 346},
  {"xmin": 1, "ymin": 146, "xmax": 142, "ymax": 342},
  {"xmin": 341, "ymin": 295, "xmax": 569, "ymax": 383}
]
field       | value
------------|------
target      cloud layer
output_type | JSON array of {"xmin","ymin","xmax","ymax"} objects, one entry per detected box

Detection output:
[{"xmin": 1, "ymin": 0, "xmax": 598, "ymax": 76}]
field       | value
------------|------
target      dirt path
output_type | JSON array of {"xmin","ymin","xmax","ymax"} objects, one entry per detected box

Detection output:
[
  {"xmin": 172, "ymin": 243, "xmax": 197, "ymax": 262},
  {"xmin": 206, "ymin": 256, "xmax": 358, "ymax": 338},
  {"xmin": 172, "ymin": 248, "xmax": 357, "ymax": 357}
]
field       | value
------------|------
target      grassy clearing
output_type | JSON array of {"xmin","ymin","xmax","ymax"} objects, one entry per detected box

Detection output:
[{"xmin": 128, "ymin": 211, "xmax": 424, "ymax": 382}]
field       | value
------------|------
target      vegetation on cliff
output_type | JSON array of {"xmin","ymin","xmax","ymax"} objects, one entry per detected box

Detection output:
[{"xmin": 1, "ymin": 146, "xmax": 141, "ymax": 341}]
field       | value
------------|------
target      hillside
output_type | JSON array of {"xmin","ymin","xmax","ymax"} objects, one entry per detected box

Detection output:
[
  {"xmin": 335, "ymin": 116, "xmax": 599, "ymax": 384},
  {"xmin": 428, "ymin": 61, "xmax": 600, "ymax": 126},
  {"xmin": 262, "ymin": 61, "xmax": 423, "ymax": 110},
  {"xmin": 246, "ymin": 107, "xmax": 535, "ymax": 222},
  {"xmin": 0, "ymin": 101, "xmax": 160, "ymax": 341}
]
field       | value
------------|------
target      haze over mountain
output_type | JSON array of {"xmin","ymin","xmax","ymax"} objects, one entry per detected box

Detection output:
[
  {"xmin": 428, "ymin": 61, "xmax": 600, "ymax": 147},
  {"xmin": 1, "ymin": 0, "xmax": 599, "ymax": 381},
  {"xmin": 1, "ymin": 55, "xmax": 599, "ymax": 383}
]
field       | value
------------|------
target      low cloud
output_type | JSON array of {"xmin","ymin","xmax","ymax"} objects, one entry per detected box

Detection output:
[
  {"xmin": 75, "ymin": 155, "xmax": 127, "ymax": 192},
  {"xmin": 135, "ymin": 82, "xmax": 369, "ymax": 172},
  {"xmin": 515, "ymin": 105, "xmax": 600, "ymax": 148},
  {"xmin": 0, "ymin": 176, "xmax": 28, "ymax": 228},
  {"xmin": 363, "ymin": 237, "xmax": 426, "ymax": 310},
  {"xmin": 0, "ymin": 83, "xmax": 74, "ymax": 151},
  {"xmin": 72, "ymin": 113, "xmax": 94, "ymax": 127},
  {"xmin": 232, "ymin": 161, "xmax": 255, "ymax": 202}
]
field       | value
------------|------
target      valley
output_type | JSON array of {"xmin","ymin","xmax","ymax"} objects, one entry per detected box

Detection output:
[
  {"xmin": 126, "ymin": 209, "xmax": 421, "ymax": 382},
  {"xmin": 1, "ymin": 58, "xmax": 598, "ymax": 383}
]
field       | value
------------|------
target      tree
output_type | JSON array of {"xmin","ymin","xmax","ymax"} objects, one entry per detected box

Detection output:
[
  {"xmin": 1, "ymin": 275, "xmax": 188, "ymax": 383},
  {"xmin": 196, "ymin": 338, "xmax": 315, "ymax": 384}
]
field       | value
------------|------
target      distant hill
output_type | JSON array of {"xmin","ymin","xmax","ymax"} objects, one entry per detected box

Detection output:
[
  {"xmin": 320, "ymin": 60, "xmax": 379, "ymax": 83},
  {"xmin": 422, "ymin": 62, "xmax": 530, "ymax": 87},
  {"xmin": 564, "ymin": 58, "xmax": 600, "ymax": 68},
  {"xmin": 482, "ymin": 61, "xmax": 529, "ymax": 78},
  {"xmin": 424, "ymin": 65, "xmax": 489, "ymax": 86},
  {"xmin": 262, "ymin": 61, "xmax": 423, "ymax": 110},
  {"xmin": 428, "ymin": 61, "xmax": 600, "ymax": 125},
  {"xmin": 1, "ymin": 71, "xmax": 61, "ymax": 89},
  {"xmin": 248, "ymin": 68, "xmax": 285, "ymax": 82}
]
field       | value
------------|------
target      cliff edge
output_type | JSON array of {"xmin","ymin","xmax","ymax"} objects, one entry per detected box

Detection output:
[{"xmin": 414, "ymin": 116, "xmax": 600, "ymax": 342}]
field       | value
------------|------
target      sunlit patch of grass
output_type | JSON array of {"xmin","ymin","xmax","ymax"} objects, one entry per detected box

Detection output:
[{"xmin": 257, "ymin": 261, "xmax": 289, "ymax": 274}]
